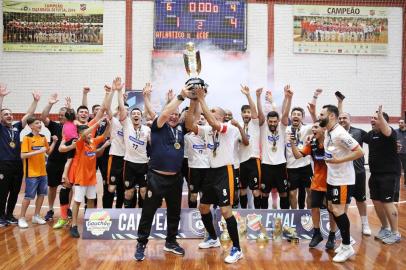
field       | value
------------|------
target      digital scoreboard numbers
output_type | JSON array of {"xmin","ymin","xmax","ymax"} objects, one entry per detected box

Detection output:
[{"xmin": 154, "ymin": 0, "xmax": 247, "ymax": 51}]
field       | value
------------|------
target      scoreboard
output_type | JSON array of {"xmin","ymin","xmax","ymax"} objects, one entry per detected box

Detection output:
[{"xmin": 154, "ymin": 0, "xmax": 247, "ymax": 51}]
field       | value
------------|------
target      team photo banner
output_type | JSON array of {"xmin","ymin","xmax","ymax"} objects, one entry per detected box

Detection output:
[
  {"xmin": 2, "ymin": 0, "xmax": 104, "ymax": 52},
  {"xmin": 82, "ymin": 208, "xmax": 338, "ymax": 240},
  {"xmin": 293, "ymin": 5, "xmax": 388, "ymax": 55}
]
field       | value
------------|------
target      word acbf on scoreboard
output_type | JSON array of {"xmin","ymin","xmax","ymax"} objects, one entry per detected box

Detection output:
[{"xmin": 154, "ymin": 0, "xmax": 247, "ymax": 51}]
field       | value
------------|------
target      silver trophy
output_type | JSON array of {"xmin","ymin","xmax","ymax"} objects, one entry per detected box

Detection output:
[{"xmin": 183, "ymin": 42, "xmax": 207, "ymax": 99}]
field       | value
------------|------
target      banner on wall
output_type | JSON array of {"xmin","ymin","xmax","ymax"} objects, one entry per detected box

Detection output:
[
  {"xmin": 2, "ymin": 0, "xmax": 104, "ymax": 52},
  {"xmin": 82, "ymin": 208, "xmax": 338, "ymax": 240},
  {"xmin": 293, "ymin": 5, "xmax": 388, "ymax": 55}
]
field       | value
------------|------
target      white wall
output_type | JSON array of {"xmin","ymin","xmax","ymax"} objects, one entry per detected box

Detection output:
[
  {"xmin": 0, "ymin": 0, "xmax": 126, "ymax": 112},
  {"xmin": 274, "ymin": 4, "xmax": 403, "ymax": 117}
]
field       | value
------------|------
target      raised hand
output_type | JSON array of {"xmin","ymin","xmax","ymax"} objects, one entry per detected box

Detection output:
[
  {"xmin": 284, "ymin": 85, "xmax": 293, "ymax": 98},
  {"xmin": 112, "ymin": 77, "xmax": 124, "ymax": 91},
  {"xmin": 314, "ymin": 88, "xmax": 323, "ymax": 97},
  {"xmin": 32, "ymin": 90, "xmax": 41, "ymax": 102},
  {"xmin": 240, "ymin": 85, "xmax": 250, "ymax": 96},
  {"xmin": 166, "ymin": 89, "xmax": 175, "ymax": 102},
  {"xmin": 230, "ymin": 119, "xmax": 240, "ymax": 127},
  {"xmin": 265, "ymin": 90, "xmax": 273, "ymax": 103},
  {"xmin": 0, "ymin": 84, "xmax": 10, "ymax": 97},
  {"xmin": 307, "ymin": 102, "xmax": 316, "ymax": 115},
  {"xmin": 104, "ymin": 84, "xmax": 112, "ymax": 93},
  {"xmin": 51, "ymin": 135, "xmax": 59, "ymax": 142},
  {"xmin": 142, "ymin": 83, "xmax": 152, "ymax": 98},
  {"xmin": 65, "ymin": 96, "xmax": 72, "ymax": 108},
  {"xmin": 256, "ymin": 87, "xmax": 263, "ymax": 97},
  {"xmin": 83, "ymin": 87, "xmax": 90, "ymax": 94},
  {"xmin": 193, "ymin": 85, "xmax": 205, "ymax": 101},
  {"xmin": 48, "ymin": 93, "xmax": 59, "ymax": 105}
]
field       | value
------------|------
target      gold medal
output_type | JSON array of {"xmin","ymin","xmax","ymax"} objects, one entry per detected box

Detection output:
[
  {"xmin": 174, "ymin": 142, "xmax": 181, "ymax": 150},
  {"xmin": 272, "ymin": 146, "xmax": 277, "ymax": 152},
  {"xmin": 9, "ymin": 141, "xmax": 16, "ymax": 148}
]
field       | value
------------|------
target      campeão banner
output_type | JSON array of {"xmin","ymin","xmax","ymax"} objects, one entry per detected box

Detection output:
[
  {"xmin": 293, "ymin": 5, "xmax": 388, "ymax": 55},
  {"xmin": 2, "ymin": 0, "xmax": 104, "ymax": 52},
  {"xmin": 82, "ymin": 208, "xmax": 338, "ymax": 240}
]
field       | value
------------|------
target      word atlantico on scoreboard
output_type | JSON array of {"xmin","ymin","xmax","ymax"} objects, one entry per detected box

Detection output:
[{"xmin": 154, "ymin": 0, "xmax": 247, "ymax": 51}]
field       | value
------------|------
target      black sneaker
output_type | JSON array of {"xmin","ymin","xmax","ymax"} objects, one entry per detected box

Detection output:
[
  {"xmin": 0, "ymin": 216, "xmax": 8, "ymax": 227},
  {"xmin": 70, "ymin": 225, "xmax": 80, "ymax": 238},
  {"xmin": 325, "ymin": 234, "xmax": 336, "ymax": 250},
  {"xmin": 309, "ymin": 232, "xmax": 323, "ymax": 248},
  {"xmin": 134, "ymin": 243, "xmax": 146, "ymax": 261},
  {"xmin": 67, "ymin": 208, "xmax": 72, "ymax": 219},
  {"xmin": 44, "ymin": 210, "xmax": 54, "ymax": 221},
  {"xmin": 6, "ymin": 215, "xmax": 18, "ymax": 224},
  {"xmin": 163, "ymin": 241, "xmax": 185, "ymax": 256}
]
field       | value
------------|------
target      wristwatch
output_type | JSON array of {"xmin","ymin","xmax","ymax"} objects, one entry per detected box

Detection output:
[{"xmin": 177, "ymin": 94, "xmax": 185, "ymax": 101}]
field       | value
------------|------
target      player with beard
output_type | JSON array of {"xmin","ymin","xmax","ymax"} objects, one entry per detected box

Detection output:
[
  {"xmin": 118, "ymin": 82, "xmax": 151, "ymax": 208},
  {"xmin": 319, "ymin": 105, "xmax": 363, "ymax": 262},
  {"xmin": 134, "ymin": 84, "xmax": 192, "ymax": 261},
  {"xmin": 238, "ymin": 85, "xmax": 262, "ymax": 209},
  {"xmin": 364, "ymin": 106, "xmax": 401, "ymax": 244},
  {"xmin": 285, "ymin": 87, "xmax": 317, "ymax": 209},
  {"xmin": 258, "ymin": 86, "xmax": 291, "ymax": 209},
  {"xmin": 338, "ymin": 111, "xmax": 372, "ymax": 235},
  {"xmin": 291, "ymin": 120, "xmax": 337, "ymax": 249},
  {"xmin": 0, "ymin": 88, "xmax": 40, "ymax": 226},
  {"xmin": 186, "ymin": 87, "xmax": 243, "ymax": 264}
]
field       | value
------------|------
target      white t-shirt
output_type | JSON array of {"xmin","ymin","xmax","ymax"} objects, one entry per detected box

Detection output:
[
  {"xmin": 261, "ymin": 123, "xmax": 287, "ymax": 165},
  {"xmin": 324, "ymin": 124, "xmax": 359, "ymax": 186},
  {"xmin": 109, "ymin": 117, "xmax": 125, "ymax": 157},
  {"xmin": 233, "ymin": 128, "xmax": 240, "ymax": 169},
  {"xmin": 239, "ymin": 118, "xmax": 261, "ymax": 163},
  {"xmin": 121, "ymin": 118, "xmax": 150, "ymax": 164},
  {"xmin": 185, "ymin": 132, "xmax": 210, "ymax": 169},
  {"xmin": 198, "ymin": 122, "xmax": 237, "ymax": 168},
  {"xmin": 285, "ymin": 124, "xmax": 312, "ymax": 168}
]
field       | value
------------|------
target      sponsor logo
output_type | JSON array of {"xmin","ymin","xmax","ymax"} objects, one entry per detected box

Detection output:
[
  {"xmin": 86, "ymin": 211, "xmax": 112, "ymax": 236},
  {"xmin": 117, "ymin": 130, "xmax": 124, "ymax": 137},
  {"xmin": 129, "ymin": 136, "xmax": 145, "ymax": 145},
  {"xmin": 32, "ymin": 146, "xmax": 42, "ymax": 150},
  {"xmin": 267, "ymin": 135, "xmax": 280, "ymax": 142},
  {"xmin": 223, "ymin": 189, "xmax": 227, "ymax": 196},
  {"xmin": 301, "ymin": 214, "xmax": 313, "ymax": 231},
  {"xmin": 85, "ymin": 151, "xmax": 96, "ymax": 157},
  {"xmin": 189, "ymin": 210, "xmax": 205, "ymax": 237},
  {"xmin": 246, "ymin": 213, "xmax": 262, "ymax": 231},
  {"xmin": 192, "ymin": 144, "xmax": 205, "ymax": 150}
]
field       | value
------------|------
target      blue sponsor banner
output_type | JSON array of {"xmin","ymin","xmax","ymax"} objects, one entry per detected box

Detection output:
[{"xmin": 83, "ymin": 208, "xmax": 337, "ymax": 240}]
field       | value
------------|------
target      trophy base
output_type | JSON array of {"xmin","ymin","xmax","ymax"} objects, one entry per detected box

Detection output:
[{"xmin": 185, "ymin": 77, "xmax": 207, "ymax": 99}]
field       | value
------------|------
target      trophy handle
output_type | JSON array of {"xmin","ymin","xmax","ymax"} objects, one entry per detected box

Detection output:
[
  {"xmin": 183, "ymin": 54, "xmax": 191, "ymax": 76},
  {"xmin": 196, "ymin": 50, "xmax": 202, "ymax": 75}
]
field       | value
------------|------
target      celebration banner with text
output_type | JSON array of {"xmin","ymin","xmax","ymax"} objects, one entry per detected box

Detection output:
[
  {"xmin": 293, "ymin": 5, "xmax": 388, "ymax": 55},
  {"xmin": 82, "ymin": 208, "xmax": 338, "ymax": 240},
  {"xmin": 2, "ymin": 0, "xmax": 104, "ymax": 52}
]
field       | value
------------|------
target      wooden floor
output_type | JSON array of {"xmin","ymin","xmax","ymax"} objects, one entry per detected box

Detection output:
[{"xmin": 1, "ymin": 185, "xmax": 406, "ymax": 269}]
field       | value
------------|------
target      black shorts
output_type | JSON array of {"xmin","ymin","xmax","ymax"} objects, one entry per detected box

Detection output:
[
  {"xmin": 123, "ymin": 161, "xmax": 147, "ymax": 189},
  {"xmin": 234, "ymin": 168, "xmax": 240, "ymax": 191},
  {"xmin": 261, "ymin": 163, "xmax": 288, "ymax": 194},
  {"xmin": 189, "ymin": 168, "xmax": 209, "ymax": 193},
  {"xmin": 326, "ymin": 184, "xmax": 351, "ymax": 205},
  {"xmin": 239, "ymin": 158, "xmax": 261, "ymax": 190},
  {"xmin": 311, "ymin": 190, "xmax": 326, "ymax": 208},
  {"xmin": 107, "ymin": 155, "xmax": 124, "ymax": 186},
  {"xmin": 369, "ymin": 173, "xmax": 399, "ymax": 203},
  {"xmin": 352, "ymin": 171, "xmax": 366, "ymax": 202},
  {"xmin": 200, "ymin": 165, "xmax": 234, "ymax": 207},
  {"xmin": 46, "ymin": 160, "xmax": 66, "ymax": 187},
  {"xmin": 287, "ymin": 164, "xmax": 313, "ymax": 191}
]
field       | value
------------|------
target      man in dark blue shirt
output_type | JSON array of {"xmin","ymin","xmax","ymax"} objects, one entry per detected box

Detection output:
[
  {"xmin": 0, "ymin": 87, "xmax": 40, "ymax": 226},
  {"xmin": 134, "ymin": 83, "xmax": 192, "ymax": 261}
]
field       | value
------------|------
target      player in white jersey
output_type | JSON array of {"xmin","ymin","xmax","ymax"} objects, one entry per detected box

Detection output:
[
  {"xmin": 184, "ymin": 113, "xmax": 210, "ymax": 208},
  {"xmin": 258, "ymin": 86, "xmax": 291, "ymax": 209},
  {"xmin": 116, "ymin": 81, "xmax": 150, "ymax": 208},
  {"xmin": 104, "ymin": 78, "xmax": 126, "ymax": 208},
  {"xmin": 238, "ymin": 85, "xmax": 261, "ymax": 209},
  {"xmin": 285, "ymin": 87, "xmax": 317, "ymax": 209},
  {"xmin": 319, "ymin": 104, "xmax": 363, "ymax": 263},
  {"xmin": 185, "ymin": 88, "xmax": 243, "ymax": 264}
]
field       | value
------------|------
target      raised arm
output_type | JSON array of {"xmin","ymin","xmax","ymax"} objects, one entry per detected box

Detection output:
[
  {"xmin": 82, "ymin": 117, "xmax": 105, "ymax": 138},
  {"xmin": 231, "ymin": 119, "xmax": 249, "ymax": 146},
  {"xmin": 336, "ymin": 91, "xmax": 344, "ymax": 115},
  {"xmin": 256, "ymin": 88, "xmax": 265, "ymax": 126},
  {"xmin": 142, "ymin": 83, "xmax": 156, "ymax": 121},
  {"xmin": 92, "ymin": 85, "xmax": 111, "ymax": 122},
  {"xmin": 185, "ymin": 99, "xmax": 199, "ymax": 134},
  {"xmin": 307, "ymin": 89, "xmax": 321, "ymax": 123},
  {"xmin": 290, "ymin": 135, "xmax": 304, "ymax": 159},
  {"xmin": 377, "ymin": 105, "xmax": 392, "ymax": 137},
  {"xmin": 21, "ymin": 91, "xmax": 41, "ymax": 127},
  {"xmin": 41, "ymin": 93, "xmax": 59, "ymax": 126},
  {"xmin": 157, "ymin": 84, "xmax": 192, "ymax": 128},
  {"xmin": 281, "ymin": 85, "xmax": 293, "ymax": 126},
  {"xmin": 82, "ymin": 87, "xmax": 90, "ymax": 107},
  {"xmin": 196, "ymin": 87, "xmax": 222, "ymax": 132},
  {"xmin": 116, "ymin": 79, "xmax": 127, "ymax": 122},
  {"xmin": 46, "ymin": 135, "xmax": 58, "ymax": 155},
  {"xmin": 240, "ymin": 85, "xmax": 258, "ymax": 119},
  {"xmin": 0, "ymin": 84, "xmax": 10, "ymax": 111}
]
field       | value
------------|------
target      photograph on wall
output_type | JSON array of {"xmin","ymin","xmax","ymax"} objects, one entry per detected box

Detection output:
[
  {"xmin": 293, "ymin": 5, "xmax": 388, "ymax": 55},
  {"xmin": 2, "ymin": 0, "xmax": 104, "ymax": 52}
]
